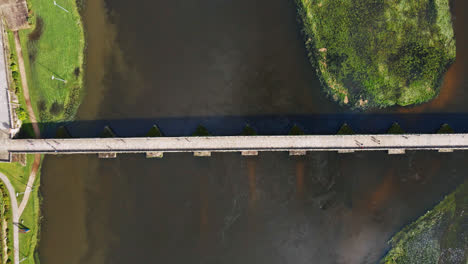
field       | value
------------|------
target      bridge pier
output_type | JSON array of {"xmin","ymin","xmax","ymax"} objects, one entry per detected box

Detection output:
[
  {"xmin": 146, "ymin": 152, "xmax": 164, "ymax": 158},
  {"xmin": 438, "ymin": 149, "xmax": 454, "ymax": 153},
  {"xmin": 194, "ymin": 151, "xmax": 211, "ymax": 157},
  {"xmin": 388, "ymin": 149, "xmax": 405, "ymax": 155},
  {"xmin": 98, "ymin": 153, "xmax": 117, "ymax": 159},
  {"xmin": 289, "ymin": 150, "xmax": 307, "ymax": 156},
  {"xmin": 241, "ymin": 151, "xmax": 258, "ymax": 156}
]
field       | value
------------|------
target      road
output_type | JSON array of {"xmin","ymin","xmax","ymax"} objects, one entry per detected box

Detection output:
[
  {"xmin": 1, "ymin": 134, "xmax": 467, "ymax": 154},
  {"xmin": 0, "ymin": 21, "xmax": 11, "ymax": 138},
  {"xmin": 0, "ymin": 173, "xmax": 19, "ymax": 264}
]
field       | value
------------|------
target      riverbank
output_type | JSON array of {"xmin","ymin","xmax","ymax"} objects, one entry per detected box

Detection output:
[
  {"xmin": 381, "ymin": 180, "xmax": 468, "ymax": 263},
  {"xmin": 0, "ymin": 0, "xmax": 85, "ymax": 263},
  {"xmin": 295, "ymin": 0, "xmax": 455, "ymax": 109}
]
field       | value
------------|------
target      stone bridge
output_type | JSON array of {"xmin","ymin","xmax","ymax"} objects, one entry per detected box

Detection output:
[{"xmin": 0, "ymin": 133, "xmax": 465, "ymax": 161}]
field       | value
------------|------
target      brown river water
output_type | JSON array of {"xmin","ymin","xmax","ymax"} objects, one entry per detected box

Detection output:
[{"xmin": 38, "ymin": 0, "xmax": 468, "ymax": 263}]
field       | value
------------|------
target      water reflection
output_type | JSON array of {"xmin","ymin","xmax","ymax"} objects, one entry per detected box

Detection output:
[{"xmin": 39, "ymin": 152, "xmax": 467, "ymax": 264}]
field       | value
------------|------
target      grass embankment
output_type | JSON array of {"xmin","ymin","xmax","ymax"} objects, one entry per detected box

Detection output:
[
  {"xmin": 296, "ymin": 0, "xmax": 455, "ymax": 108},
  {"xmin": 1, "ymin": 0, "xmax": 85, "ymax": 263},
  {"xmin": 18, "ymin": 0, "xmax": 85, "ymax": 122},
  {"xmin": 382, "ymin": 181, "xmax": 468, "ymax": 264}
]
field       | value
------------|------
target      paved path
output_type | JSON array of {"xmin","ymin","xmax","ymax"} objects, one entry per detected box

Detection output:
[
  {"xmin": 0, "ymin": 22, "xmax": 11, "ymax": 138},
  {"xmin": 18, "ymin": 154, "xmax": 39, "ymax": 216},
  {"xmin": 0, "ymin": 173, "xmax": 19, "ymax": 264},
  {"xmin": 1, "ymin": 134, "xmax": 467, "ymax": 154}
]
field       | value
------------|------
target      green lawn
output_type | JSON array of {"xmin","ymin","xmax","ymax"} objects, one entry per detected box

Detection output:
[
  {"xmin": 296, "ymin": 0, "xmax": 455, "ymax": 109},
  {"xmin": 0, "ymin": 155, "xmax": 41, "ymax": 264},
  {"xmin": 381, "ymin": 181, "xmax": 468, "ymax": 263},
  {"xmin": 0, "ymin": 155, "xmax": 36, "ymax": 201},
  {"xmin": 18, "ymin": 0, "xmax": 85, "ymax": 122}
]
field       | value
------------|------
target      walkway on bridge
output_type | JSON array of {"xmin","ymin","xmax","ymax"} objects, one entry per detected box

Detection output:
[{"xmin": 1, "ymin": 134, "xmax": 466, "ymax": 158}]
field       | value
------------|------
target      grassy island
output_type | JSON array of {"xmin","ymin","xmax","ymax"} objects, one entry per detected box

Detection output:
[
  {"xmin": 296, "ymin": 0, "xmax": 456, "ymax": 108},
  {"xmin": 382, "ymin": 181, "xmax": 468, "ymax": 264}
]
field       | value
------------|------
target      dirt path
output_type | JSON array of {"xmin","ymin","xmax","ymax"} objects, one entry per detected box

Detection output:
[
  {"xmin": 13, "ymin": 31, "xmax": 40, "ymax": 138},
  {"xmin": 12, "ymin": 31, "xmax": 41, "ymax": 264}
]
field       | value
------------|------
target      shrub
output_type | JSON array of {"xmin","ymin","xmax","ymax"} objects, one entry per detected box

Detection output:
[{"xmin": 15, "ymin": 107, "xmax": 28, "ymax": 122}]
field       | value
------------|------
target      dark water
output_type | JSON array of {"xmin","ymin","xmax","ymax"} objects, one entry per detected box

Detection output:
[{"xmin": 38, "ymin": 0, "xmax": 468, "ymax": 263}]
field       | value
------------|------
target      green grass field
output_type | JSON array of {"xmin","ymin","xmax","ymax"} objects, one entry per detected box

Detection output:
[
  {"xmin": 296, "ymin": 0, "xmax": 456, "ymax": 109},
  {"xmin": 18, "ymin": 0, "xmax": 85, "ymax": 122}
]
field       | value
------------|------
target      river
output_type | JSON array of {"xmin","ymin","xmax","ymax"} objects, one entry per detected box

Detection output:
[{"xmin": 38, "ymin": 0, "xmax": 468, "ymax": 263}]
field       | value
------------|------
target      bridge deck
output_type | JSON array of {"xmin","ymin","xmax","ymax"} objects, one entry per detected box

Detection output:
[{"xmin": 1, "ymin": 134, "xmax": 466, "ymax": 155}]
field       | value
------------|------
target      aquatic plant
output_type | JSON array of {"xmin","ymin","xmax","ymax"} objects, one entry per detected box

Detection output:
[
  {"xmin": 337, "ymin": 123, "xmax": 354, "ymax": 135},
  {"xmin": 192, "ymin": 125, "xmax": 211, "ymax": 136},
  {"xmin": 381, "ymin": 181, "xmax": 468, "ymax": 264},
  {"xmin": 242, "ymin": 124, "xmax": 257, "ymax": 136},
  {"xmin": 387, "ymin": 122, "xmax": 405, "ymax": 134},
  {"xmin": 146, "ymin": 125, "xmax": 163, "ymax": 137},
  {"xmin": 437, "ymin": 124, "xmax": 454, "ymax": 134},
  {"xmin": 289, "ymin": 124, "xmax": 305, "ymax": 135}
]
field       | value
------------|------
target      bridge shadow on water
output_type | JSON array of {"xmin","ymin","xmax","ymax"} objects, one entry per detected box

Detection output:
[{"xmin": 17, "ymin": 112, "xmax": 468, "ymax": 139}]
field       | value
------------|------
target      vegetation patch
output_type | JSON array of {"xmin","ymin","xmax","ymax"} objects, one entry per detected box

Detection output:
[
  {"xmin": 381, "ymin": 181, "xmax": 468, "ymax": 264},
  {"xmin": 437, "ymin": 124, "xmax": 454, "ymax": 134},
  {"xmin": 337, "ymin": 123, "xmax": 354, "ymax": 135},
  {"xmin": 289, "ymin": 124, "xmax": 305, "ymax": 135},
  {"xmin": 387, "ymin": 122, "xmax": 405, "ymax": 134},
  {"xmin": 100, "ymin": 126, "xmax": 116, "ymax": 138},
  {"xmin": 0, "ymin": 155, "xmax": 39, "ymax": 264},
  {"xmin": 242, "ymin": 124, "xmax": 257, "ymax": 136},
  {"xmin": 146, "ymin": 125, "xmax": 163, "ymax": 137},
  {"xmin": 295, "ymin": 0, "xmax": 455, "ymax": 108},
  {"xmin": 192, "ymin": 125, "xmax": 211, "ymax": 137}
]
